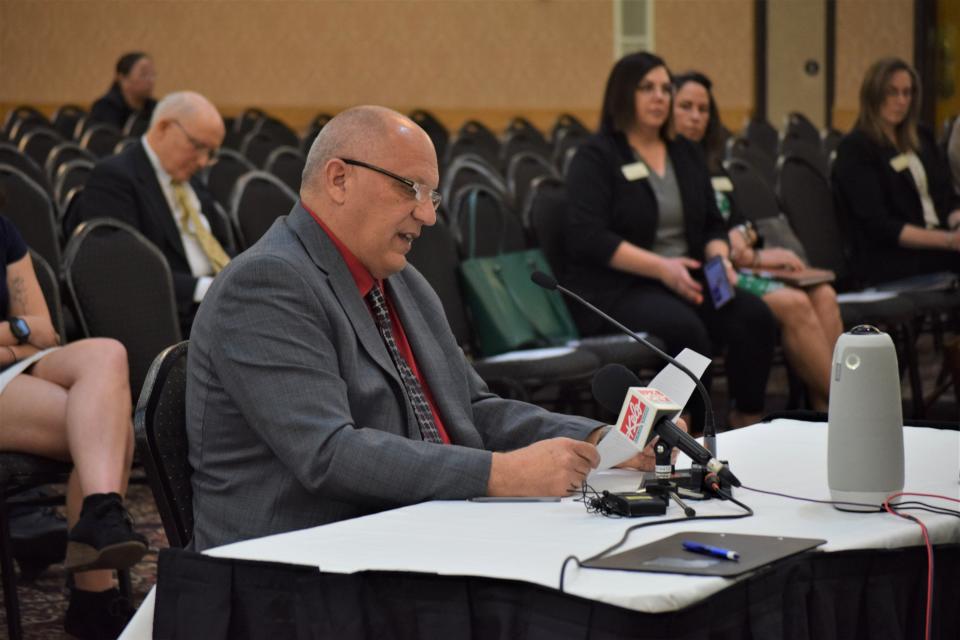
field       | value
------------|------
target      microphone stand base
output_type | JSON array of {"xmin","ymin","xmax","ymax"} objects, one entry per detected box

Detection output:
[{"xmin": 640, "ymin": 465, "xmax": 734, "ymax": 500}]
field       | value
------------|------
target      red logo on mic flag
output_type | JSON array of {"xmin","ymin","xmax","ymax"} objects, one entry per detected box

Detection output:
[{"xmin": 618, "ymin": 394, "xmax": 648, "ymax": 442}]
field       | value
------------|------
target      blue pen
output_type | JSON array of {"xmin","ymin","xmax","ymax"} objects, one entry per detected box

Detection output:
[{"xmin": 681, "ymin": 540, "xmax": 740, "ymax": 561}]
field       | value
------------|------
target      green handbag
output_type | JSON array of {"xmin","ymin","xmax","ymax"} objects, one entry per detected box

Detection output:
[{"xmin": 457, "ymin": 190, "xmax": 579, "ymax": 357}]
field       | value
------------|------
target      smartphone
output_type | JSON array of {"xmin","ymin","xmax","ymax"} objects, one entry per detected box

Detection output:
[{"xmin": 703, "ymin": 255, "xmax": 735, "ymax": 310}]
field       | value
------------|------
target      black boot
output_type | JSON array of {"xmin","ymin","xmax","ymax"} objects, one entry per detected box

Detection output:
[
  {"xmin": 8, "ymin": 488, "xmax": 67, "ymax": 580},
  {"xmin": 64, "ymin": 493, "xmax": 147, "ymax": 573},
  {"xmin": 64, "ymin": 586, "xmax": 135, "ymax": 640}
]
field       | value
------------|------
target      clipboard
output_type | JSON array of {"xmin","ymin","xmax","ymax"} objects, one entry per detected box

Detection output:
[{"xmin": 582, "ymin": 531, "xmax": 826, "ymax": 577}]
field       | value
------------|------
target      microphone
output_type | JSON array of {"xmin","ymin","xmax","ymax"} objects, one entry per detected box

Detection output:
[
  {"xmin": 594, "ymin": 364, "xmax": 741, "ymax": 489},
  {"xmin": 531, "ymin": 270, "xmax": 717, "ymax": 456}
]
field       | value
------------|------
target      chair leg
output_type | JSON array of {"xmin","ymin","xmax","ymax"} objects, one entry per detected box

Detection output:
[
  {"xmin": 117, "ymin": 567, "xmax": 132, "ymax": 601},
  {"xmin": 0, "ymin": 502, "xmax": 23, "ymax": 640},
  {"xmin": 901, "ymin": 322, "xmax": 925, "ymax": 420}
]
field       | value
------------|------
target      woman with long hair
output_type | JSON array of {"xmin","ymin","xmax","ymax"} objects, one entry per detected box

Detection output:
[
  {"xmin": 672, "ymin": 71, "xmax": 843, "ymax": 411},
  {"xmin": 90, "ymin": 51, "xmax": 157, "ymax": 130},
  {"xmin": 832, "ymin": 57, "xmax": 960, "ymax": 285},
  {"xmin": 0, "ymin": 210, "xmax": 146, "ymax": 637},
  {"xmin": 562, "ymin": 52, "xmax": 777, "ymax": 428}
]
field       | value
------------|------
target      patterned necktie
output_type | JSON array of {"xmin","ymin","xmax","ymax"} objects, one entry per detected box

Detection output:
[
  {"xmin": 366, "ymin": 285, "xmax": 442, "ymax": 443},
  {"xmin": 171, "ymin": 181, "xmax": 230, "ymax": 274}
]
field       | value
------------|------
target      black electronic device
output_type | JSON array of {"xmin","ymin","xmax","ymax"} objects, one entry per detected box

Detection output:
[
  {"xmin": 8, "ymin": 316, "xmax": 30, "ymax": 344},
  {"xmin": 529, "ymin": 270, "xmax": 718, "ymax": 457},
  {"xmin": 592, "ymin": 491, "xmax": 667, "ymax": 517},
  {"xmin": 702, "ymin": 255, "xmax": 735, "ymax": 310}
]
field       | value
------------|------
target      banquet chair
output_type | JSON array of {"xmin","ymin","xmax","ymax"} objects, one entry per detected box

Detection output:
[{"xmin": 134, "ymin": 341, "xmax": 194, "ymax": 548}]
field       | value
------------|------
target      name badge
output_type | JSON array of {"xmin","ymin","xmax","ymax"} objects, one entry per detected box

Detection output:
[
  {"xmin": 711, "ymin": 176, "xmax": 734, "ymax": 192},
  {"xmin": 889, "ymin": 154, "xmax": 910, "ymax": 172},
  {"xmin": 621, "ymin": 162, "xmax": 649, "ymax": 181}
]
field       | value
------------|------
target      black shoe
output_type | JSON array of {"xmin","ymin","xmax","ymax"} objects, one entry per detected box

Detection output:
[
  {"xmin": 64, "ymin": 493, "xmax": 147, "ymax": 573},
  {"xmin": 64, "ymin": 587, "xmax": 135, "ymax": 640}
]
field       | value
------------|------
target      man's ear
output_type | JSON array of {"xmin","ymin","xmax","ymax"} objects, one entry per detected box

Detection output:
[{"xmin": 324, "ymin": 158, "xmax": 348, "ymax": 205}]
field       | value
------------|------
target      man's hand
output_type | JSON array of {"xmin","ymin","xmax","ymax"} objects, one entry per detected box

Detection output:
[
  {"xmin": 613, "ymin": 417, "xmax": 689, "ymax": 471},
  {"xmin": 487, "ymin": 438, "xmax": 600, "ymax": 497}
]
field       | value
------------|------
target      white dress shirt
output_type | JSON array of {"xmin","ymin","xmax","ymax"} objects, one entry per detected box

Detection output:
[{"xmin": 141, "ymin": 136, "xmax": 215, "ymax": 301}]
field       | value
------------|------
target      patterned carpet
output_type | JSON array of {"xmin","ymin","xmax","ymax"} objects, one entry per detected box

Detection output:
[
  {"xmin": 1, "ymin": 333, "xmax": 955, "ymax": 638},
  {"xmin": 0, "ymin": 483, "xmax": 165, "ymax": 639}
]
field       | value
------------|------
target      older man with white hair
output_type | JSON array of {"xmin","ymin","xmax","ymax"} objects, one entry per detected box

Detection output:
[{"xmin": 69, "ymin": 90, "xmax": 232, "ymax": 336}]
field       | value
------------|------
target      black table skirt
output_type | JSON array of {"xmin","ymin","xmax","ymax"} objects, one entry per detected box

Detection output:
[{"xmin": 154, "ymin": 544, "xmax": 959, "ymax": 640}]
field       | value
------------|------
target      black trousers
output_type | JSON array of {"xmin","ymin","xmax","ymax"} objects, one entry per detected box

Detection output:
[{"xmin": 593, "ymin": 281, "xmax": 777, "ymax": 415}]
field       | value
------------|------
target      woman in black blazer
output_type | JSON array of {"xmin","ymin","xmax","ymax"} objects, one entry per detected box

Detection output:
[
  {"xmin": 90, "ymin": 52, "xmax": 158, "ymax": 131},
  {"xmin": 832, "ymin": 57, "xmax": 960, "ymax": 285},
  {"xmin": 563, "ymin": 52, "xmax": 777, "ymax": 428}
]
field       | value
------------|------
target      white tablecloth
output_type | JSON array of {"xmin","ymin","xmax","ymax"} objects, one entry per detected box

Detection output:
[{"xmin": 120, "ymin": 419, "xmax": 960, "ymax": 638}]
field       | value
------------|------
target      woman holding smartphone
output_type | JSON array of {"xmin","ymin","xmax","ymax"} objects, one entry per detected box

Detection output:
[
  {"xmin": 562, "ymin": 52, "xmax": 776, "ymax": 429},
  {"xmin": 672, "ymin": 71, "xmax": 843, "ymax": 411}
]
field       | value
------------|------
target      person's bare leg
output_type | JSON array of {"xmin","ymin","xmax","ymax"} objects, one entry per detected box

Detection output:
[
  {"xmin": 763, "ymin": 288, "xmax": 833, "ymax": 411},
  {"xmin": 808, "ymin": 284, "xmax": 844, "ymax": 350},
  {"xmin": 29, "ymin": 339, "xmax": 132, "ymax": 493}
]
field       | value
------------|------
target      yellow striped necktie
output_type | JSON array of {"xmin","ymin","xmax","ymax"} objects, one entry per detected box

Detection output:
[{"xmin": 171, "ymin": 181, "xmax": 230, "ymax": 274}]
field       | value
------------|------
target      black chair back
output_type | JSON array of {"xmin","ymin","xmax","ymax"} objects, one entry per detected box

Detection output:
[
  {"xmin": 506, "ymin": 151, "xmax": 556, "ymax": 215},
  {"xmin": 203, "ymin": 148, "xmax": 256, "ymax": 208},
  {"xmin": 53, "ymin": 158, "xmax": 94, "ymax": 213},
  {"xmin": 240, "ymin": 131, "xmax": 284, "ymax": 168},
  {"xmin": 122, "ymin": 111, "xmax": 151, "ymax": 138},
  {"xmin": 779, "ymin": 136, "xmax": 829, "ymax": 179},
  {"xmin": 3, "ymin": 105, "xmax": 48, "ymax": 140},
  {"xmin": 523, "ymin": 176, "xmax": 567, "ymax": 273},
  {"xmin": 444, "ymin": 120, "xmax": 500, "ymax": 169},
  {"xmin": 251, "ymin": 116, "xmax": 299, "ymax": 149},
  {"xmin": 0, "ymin": 143, "xmax": 50, "ymax": 194},
  {"xmin": 229, "ymin": 170, "xmax": 297, "ymax": 249},
  {"xmin": 410, "ymin": 109, "xmax": 449, "ymax": 163},
  {"xmin": 52, "ymin": 105, "xmax": 87, "ymax": 141},
  {"xmin": 549, "ymin": 113, "xmax": 590, "ymax": 142},
  {"xmin": 821, "ymin": 128, "xmax": 843, "ymax": 159},
  {"xmin": 30, "ymin": 249, "xmax": 65, "ymax": 342},
  {"xmin": 263, "ymin": 146, "xmax": 305, "ymax": 193},
  {"xmin": 722, "ymin": 158, "xmax": 780, "ymax": 222},
  {"xmin": 726, "ymin": 136, "xmax": 776, "ymax": 186},
  {"xmin": 783, "ymin": 112, "xmax": 820, "ymax": 145},
  {"xmin": 134, "ymin": 341, "xmax": 194, "ymax": 548},
  {"xmin": 233, "ymin": 107, "xmax": 266, "ymax": 138},
  {"xmin": 80, "ymin": 123, "xmax": 123, "ymax": 158},
  {"xmin": 448, "ymin": 183, "xmax": 525, "ymax": 258},
  {"xmin": 440, "ymin": 154, "xmax": 506, "ymax": 211},
  {"xmin": 0, "ymin": 164, "xmax": 61, "ymax": 269},
  {"xmin": 775, "ymin": 155, "xmax": 852, "ymax": 283},
  {"xmin": 63, "ymin": 219, "xmax": 182, "ymax": 400},
  {"xmin": 552, "ymin": 127, "xmax": 587, "ymax": 174},
  {"xmin": 743, "ymin": 118, "xmax": 778, "ymax": 160},
  {"xmin": 18, "ymin": 128, "xmax": 62, "ymax": 170},
  {"xmin": 44, "ymin": 141, "xmax": 95, "ymax": 185},
  {"xmin": 405, "ymin": 218, "xmax": 472, "ymax": 347},
  {"xmin": 499, "ymin": 125, "xmax": 550, "ymax": 172}
]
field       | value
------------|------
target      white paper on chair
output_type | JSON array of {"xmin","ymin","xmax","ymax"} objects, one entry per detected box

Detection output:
[{"xmin": 593, "ymin": 348, "xmax": 711, "ymax": 470}]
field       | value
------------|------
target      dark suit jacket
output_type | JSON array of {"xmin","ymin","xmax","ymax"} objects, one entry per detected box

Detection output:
[
  {"xmin": 562, "ymin": 130, "xmax": 727, "ymax": 333},
  {"xmin": 89, "ymin": 83, "xmax": 156, "ymax": 131},
  {"xmin": 67, "ymin": 140, "xmax": 232, "ymax": 324},
  {"xmin": 832, "ymin": 127, "xmax": 960, "ymax": 282},
  {"xmin": 186, "ymin": 203, "xmax": 599, "ymax": 550}
]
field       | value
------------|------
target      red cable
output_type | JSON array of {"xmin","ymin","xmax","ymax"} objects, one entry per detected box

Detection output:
[{"xmin": 882, "ymin": 491, "xmax": 960, "ymax": 640}]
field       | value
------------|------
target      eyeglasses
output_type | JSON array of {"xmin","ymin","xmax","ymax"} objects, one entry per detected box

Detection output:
[
  {"xmin": 171, "ymin": 120, "xmax": 219, "ymax": 161},
  {"xmin": 341, "ymin": 158, "xmax": 441, "ymax": 209}
]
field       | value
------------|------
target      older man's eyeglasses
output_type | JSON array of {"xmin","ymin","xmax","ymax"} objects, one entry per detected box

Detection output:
[
  {"xmin": 341, "ymin": 158, "xmax": 441, "ymax": 209},
  {"xmin": 171, "ymin": 120, "xmax": 219, "ymax": 161}
]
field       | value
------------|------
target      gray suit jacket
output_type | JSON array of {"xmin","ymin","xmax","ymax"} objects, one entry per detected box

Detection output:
[{"xmin": 186, "ymin": 203, "xmax": 599, "ymax": 550}]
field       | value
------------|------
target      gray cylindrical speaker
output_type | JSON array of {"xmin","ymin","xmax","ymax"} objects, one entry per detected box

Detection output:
[{"xmin": 827, "ymin": 325, "xmax": 904, "ymax": 511}]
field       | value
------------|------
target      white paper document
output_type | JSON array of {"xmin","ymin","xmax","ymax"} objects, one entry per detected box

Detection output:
[{"xmin": 593, "ymin": 348, "xmax": 711, "ymax": 470}]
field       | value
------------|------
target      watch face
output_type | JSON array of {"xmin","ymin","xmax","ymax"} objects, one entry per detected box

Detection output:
[{"xmin": 9, "ymin": 317, "xmax": 30, "ymax": 342}]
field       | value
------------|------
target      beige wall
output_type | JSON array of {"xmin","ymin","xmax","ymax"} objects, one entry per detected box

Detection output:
[
  {"xmin": 0, "ymin": 0, "xmax": 615, "ymax": 133},
  {"xmin": 0, "ymin": 0, "xmax": 917, "ymax": 135},
  {"xmin": 834, "ymin": 0, "xmax": 913, "ymax": 130},
  {"xmin": 654, "ymin": 0, "xmax": 754, "ymax": 133},
  {"xmin": 767, "ymin": 0, "xmax": 827, "ymax": 129}
]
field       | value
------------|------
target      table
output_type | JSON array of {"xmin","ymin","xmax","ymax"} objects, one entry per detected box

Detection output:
[{"xmin": 121, "ymin": 419, "xmax": 960, "ymax": 639}]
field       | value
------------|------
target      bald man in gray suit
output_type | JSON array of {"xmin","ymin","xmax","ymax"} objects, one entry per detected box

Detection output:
[{"xmin": 186, "ymin": 106, "xmax": 657, "ymax": 551}]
